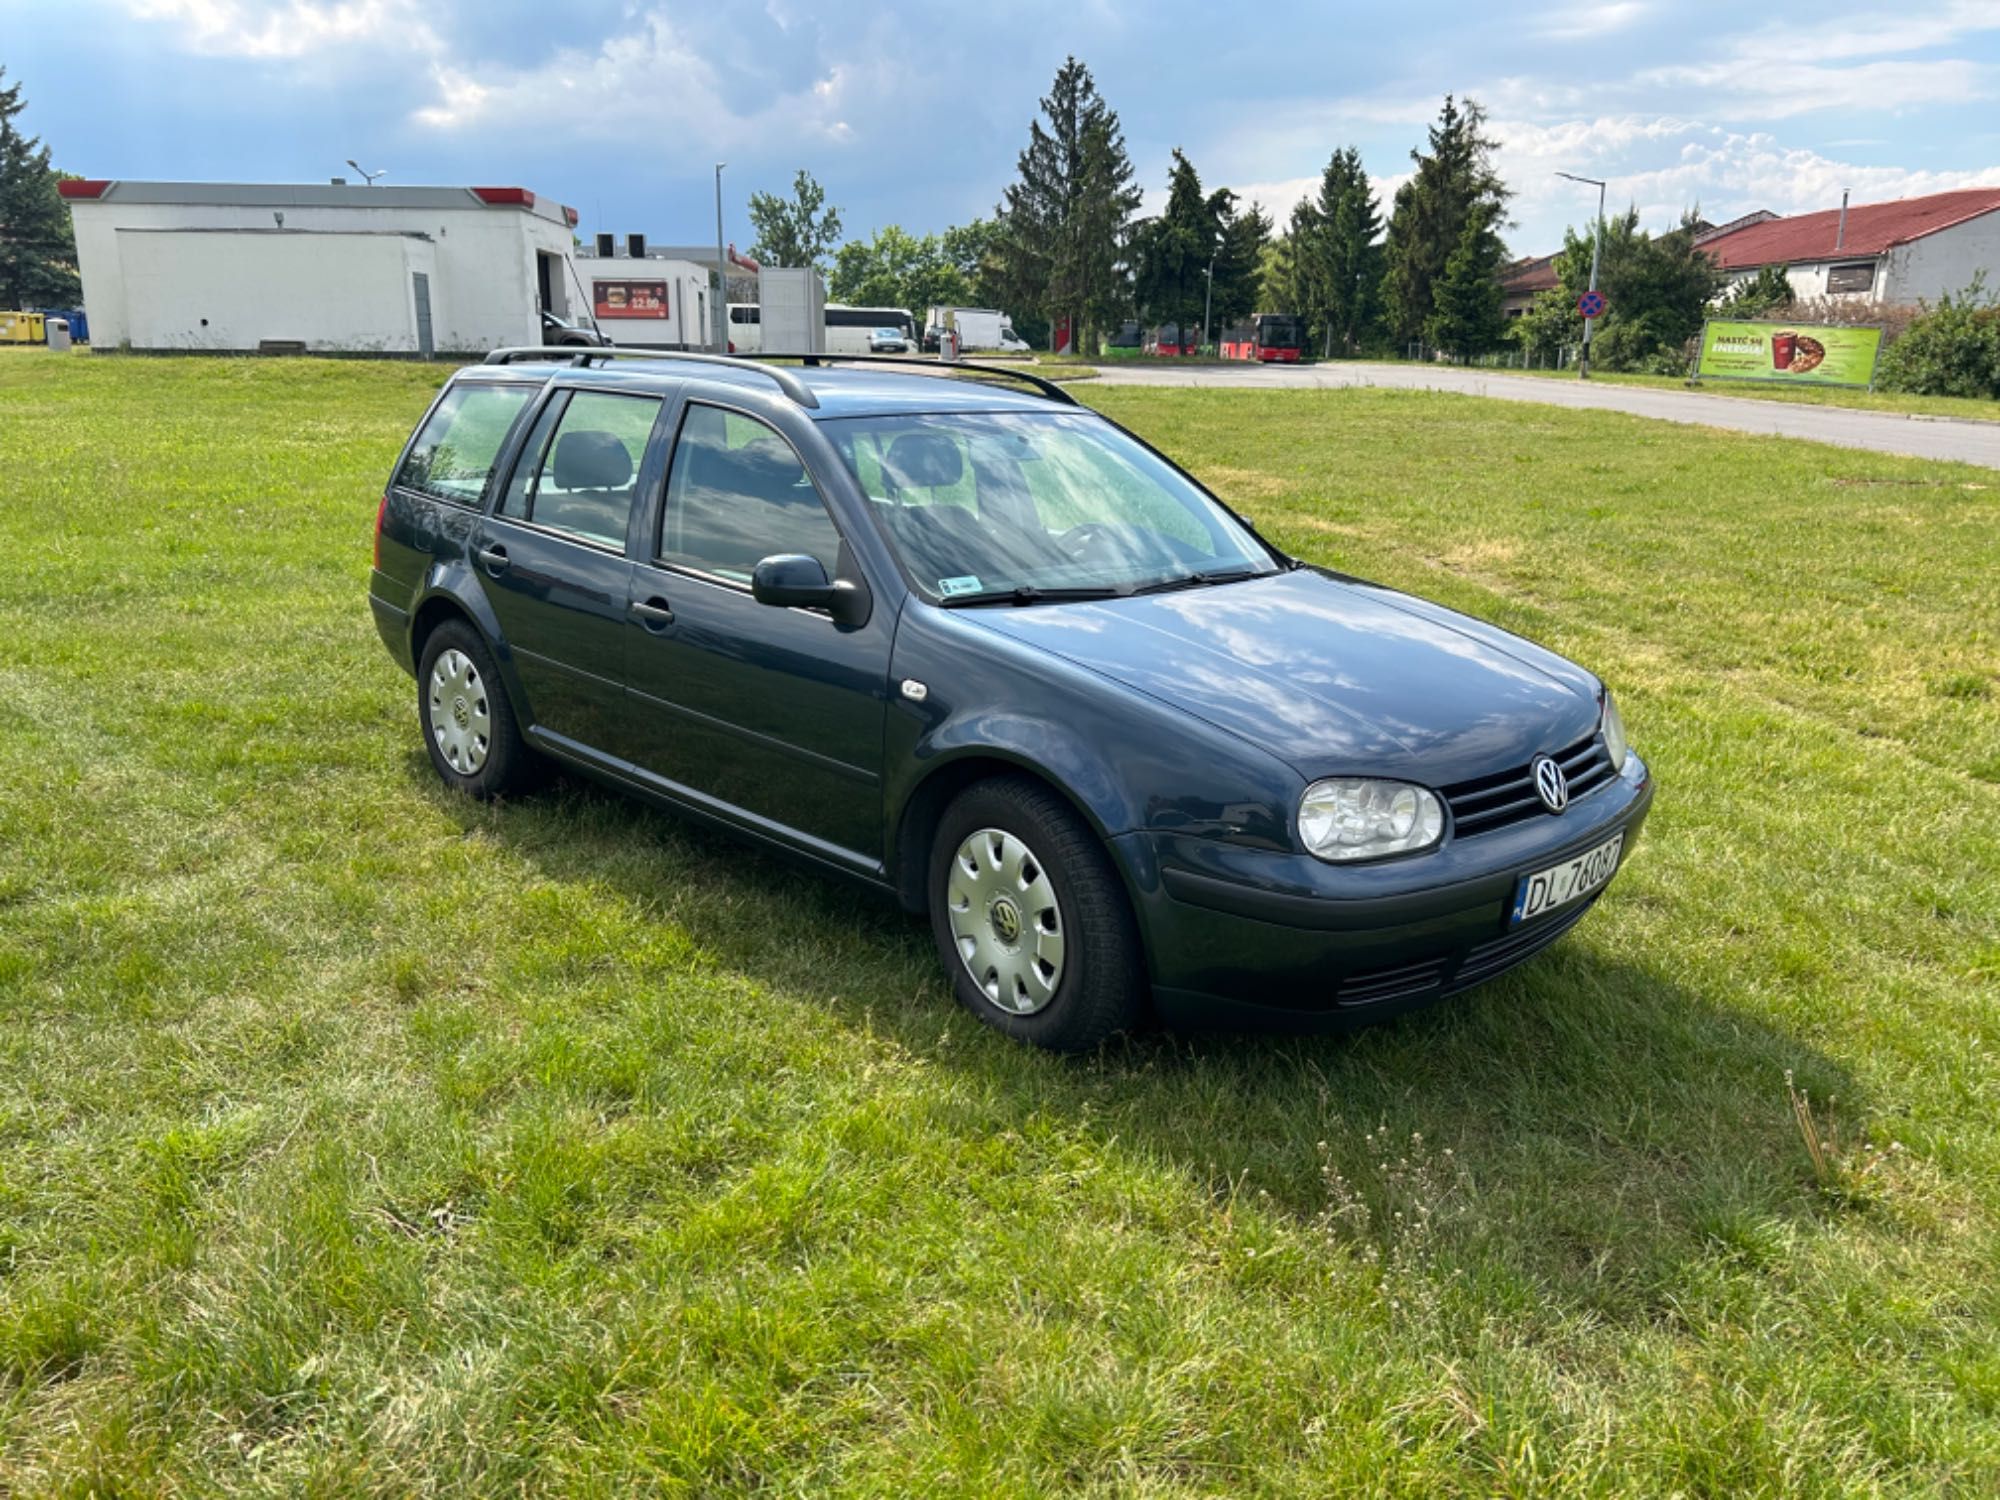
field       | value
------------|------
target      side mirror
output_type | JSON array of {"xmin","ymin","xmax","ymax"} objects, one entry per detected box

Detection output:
[{"xmin": 751, "ymin": 554, "xmax": 870, "ymax": 627}]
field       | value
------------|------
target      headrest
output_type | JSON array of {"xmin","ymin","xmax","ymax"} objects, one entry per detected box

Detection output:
[
  {"xmin": 883, "ymin": 431, "xmax": 964, "ymax": 490},
  {"xmin": 552, "ymin": 430, "xmax": 633, "ymax": 491}
]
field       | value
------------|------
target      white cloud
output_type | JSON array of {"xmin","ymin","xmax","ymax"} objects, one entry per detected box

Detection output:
[
  {"xmin": 410, "ymin": 11, "xmax": 874, "ymax": 150},
  {"xmin": 1714, "ymin": 0, "xmax": 2000, "ymax": 65},
  {"xmin": 1492, "ymin": 114, "xmax": 2000, "ymax": 250},
  {"xmin": 1536, "ymin": 2, "xmax": 1648, "ymax": 42},
  {"xmin": 124, "ymin": 0, "xmax": 438, "ymax": 58},
  {"xmin": 1635, "ymin": 56, "xmax": 1990, "ymax": 119}
]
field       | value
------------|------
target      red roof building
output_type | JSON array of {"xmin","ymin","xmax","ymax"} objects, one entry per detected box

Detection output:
[{"xmin": 1696, "ymin": 187, "xmax": 2000, "ymax": 304}]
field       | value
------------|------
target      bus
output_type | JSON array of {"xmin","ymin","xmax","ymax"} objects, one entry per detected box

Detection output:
[
  {"xmin": 1220, "ymin": 313, "xmax": 1304, "ymax": 363},
  {"xmin": 726, "ymin": 303, "xmax": 917, "ymax": 356}
]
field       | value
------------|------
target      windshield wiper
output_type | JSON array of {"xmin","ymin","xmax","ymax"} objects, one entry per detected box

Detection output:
[
  {"xmin": 1128, "ymin": 568, "xmax": 1268, "ymax": 596},
  {"xmin": 936, "ymin": 584, "xmax": 1126, "ymax": 608}
]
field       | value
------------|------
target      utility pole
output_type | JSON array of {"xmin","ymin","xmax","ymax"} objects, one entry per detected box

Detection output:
[
  {"xmin": 1557, "ymin": 171, "xmax": 1606, "ymax": 380},
  {"xmin": 713, "ymin": 162, "xmax": 728, "ymax": 353},
  {"xmin": 1202, "ymin": 234, "xmax": 1220, "ymax": 353}
]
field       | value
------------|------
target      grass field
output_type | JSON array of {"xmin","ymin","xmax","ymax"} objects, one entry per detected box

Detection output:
[{"xmin": 2, "ymin": 355, "xmax": 1997, "ymax": 1494}]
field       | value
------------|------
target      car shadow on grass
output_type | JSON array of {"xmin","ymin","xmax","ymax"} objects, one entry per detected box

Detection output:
[{"xmin": 434, "ymin": 757, "xmax": 1859, "ymax": 1323}]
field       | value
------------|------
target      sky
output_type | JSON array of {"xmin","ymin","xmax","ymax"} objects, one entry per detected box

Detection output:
[{"xmin": 6, "ymin": 0, "xmax": 2000, "ymax": 260}]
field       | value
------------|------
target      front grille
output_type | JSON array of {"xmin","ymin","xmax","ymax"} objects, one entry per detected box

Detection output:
[
  {"xmin": 1335, "ymin": 956, "xmax": 1449, "ymax": 1008},
  {"xmin": 1441, "ymin": 732, "xmax": 1616, "ymax": 838},
  {"xmin": 1448, "ymin": 896, "xmax": 1598, "ymax": 991},
  {"xmin": 1333, "ymin": 895, "xmax": 1599, "ymax": 1009}
]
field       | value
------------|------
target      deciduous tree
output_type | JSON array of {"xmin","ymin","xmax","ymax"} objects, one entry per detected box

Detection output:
[{"xmin": 747, "ymin": 170, "xmax": 843, "ymax": 271}]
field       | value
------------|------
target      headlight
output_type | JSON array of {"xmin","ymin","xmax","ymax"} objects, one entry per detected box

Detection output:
[
  {"xmin": 1299, "ymin": 778, "xmax": 1444, "ymax": 862},
  {"xmin": 1601, "ymin": 691, "xmax": 1630, "ymax": 771}
]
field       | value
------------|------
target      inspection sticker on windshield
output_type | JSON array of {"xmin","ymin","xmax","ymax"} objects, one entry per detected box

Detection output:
[
  {"xmin": 939, "ymin": 575, "xmax": 983, "ymax": 597},
  {"xmin": 1510, "ymin": 833, "xmax": 1623, "ymax": 926}
]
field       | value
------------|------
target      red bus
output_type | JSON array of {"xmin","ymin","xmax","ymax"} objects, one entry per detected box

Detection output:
[
  {"xmin": 1220, "ymin": 313, "xmax": 1304, "ymax": 362},
  {"xmin": 1146, "ymin": 323, "xmax": 1197, "ymax": 356}
]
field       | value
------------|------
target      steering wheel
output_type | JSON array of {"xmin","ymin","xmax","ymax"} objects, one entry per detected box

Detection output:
[{"xmin": 1057, "ymin": 522, "xmax": 1127, "ymax": 563}]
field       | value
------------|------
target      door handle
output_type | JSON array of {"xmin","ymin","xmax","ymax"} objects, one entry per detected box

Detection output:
[
  {"xmin": 476, "ymin": 544, "xmax": 510, "ymax": 575},
  {"xmin": 630, "ymin": 597, "xmax": 675, "ymax": 629}
]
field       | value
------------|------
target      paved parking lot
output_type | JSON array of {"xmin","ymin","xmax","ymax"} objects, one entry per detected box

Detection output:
[{"xmin": 1090, "ymin": 360, "xmax": 2000, "ymax": 469}]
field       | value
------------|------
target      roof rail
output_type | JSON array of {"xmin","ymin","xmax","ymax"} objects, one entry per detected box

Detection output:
[
  {"xmin": 480, "ymin": 346, "xmax": 819, "ymax": 409},
  {"xmin": 779, "ymin": 350, "xmax": 1079, "ymax": 406}
]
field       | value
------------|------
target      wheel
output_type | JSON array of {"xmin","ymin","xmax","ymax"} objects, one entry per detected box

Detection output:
[
  {"xmin": 929, "ymin": 776, "xmax": 1145, "ymax": 1051},
  {"xmin": 417, "ymin": 620, "xmax": 538, "ymax": 800}
]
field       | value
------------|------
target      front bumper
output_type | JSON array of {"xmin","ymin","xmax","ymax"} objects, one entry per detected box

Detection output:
[{"xmin": 1118, "ymin": 754, "xmax": 1653, "ymax": 1031}]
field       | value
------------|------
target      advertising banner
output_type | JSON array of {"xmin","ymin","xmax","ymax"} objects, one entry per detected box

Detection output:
[
  {"xmin": 1695, "ymin": 320, "xmax": 1883, "ymax": 389},
  {"xmin": 593, "ymin": 279, "xmax": 670, "ymax": 321}
]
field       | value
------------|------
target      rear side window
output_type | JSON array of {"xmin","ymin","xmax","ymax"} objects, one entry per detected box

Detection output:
[
  {"xmin": 497, "ymin": 390, "xmax": 662, "ymax": 550},
  {"xmin": 395, "ymin": 383, "xmax": 535, "ymax": 505}
]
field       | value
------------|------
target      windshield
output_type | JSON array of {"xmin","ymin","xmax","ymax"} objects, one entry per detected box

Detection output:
[{"xmin": 824, "ymin": 411, "xmax": 1280, "ymax": 602}]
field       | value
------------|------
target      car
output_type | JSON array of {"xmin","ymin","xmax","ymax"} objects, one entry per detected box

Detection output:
[
  {"xmin": 868, "ymin": 327, "xmax": 911, "ymax": 353},
  {"xmin": 370, "ymin": 349, "xmax": 1653, "ymax": 1052},
  {"xmin": 540, "ymin": 309, "xmax": 608, "ymax": 347},
  {"xmin": 920, "ymin": 325, "xmax": 945, "ymax": 353}
]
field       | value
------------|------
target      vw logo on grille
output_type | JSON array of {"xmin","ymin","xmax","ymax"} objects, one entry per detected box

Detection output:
[{"xmin": 1532, "ymin": 755, "xmax": 1569, "ymax": 813}]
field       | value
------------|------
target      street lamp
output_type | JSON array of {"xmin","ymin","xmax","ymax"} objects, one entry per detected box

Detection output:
[
  {"xmin": 1556, "ymin": 170, "xmax": 1606, "ymax": 380},
  {"xmin": 713, "ymin": 162, "xmax": 729, "ymax": 353}
]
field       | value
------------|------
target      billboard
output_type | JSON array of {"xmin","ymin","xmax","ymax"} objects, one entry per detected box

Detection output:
[
  {"xmin": 1695, "ymin": 320, "xmax": 1884, "ymax": 389},
  {"xmin": 592, "ymin": 279, "xmax": 669, "ymax": 321}
]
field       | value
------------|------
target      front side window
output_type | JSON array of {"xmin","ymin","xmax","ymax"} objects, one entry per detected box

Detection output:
[
  {"xmin": 498, "ymin": 390, "xmax": 661, "ymax": 550},
  {"xmin": 396, "ymin": 382, "xmax": 535, "ymax": 505},
  {"xmin": 658, "ymin": 405, "xmax": 844, "ymax": 583},
  {"xmin": 825, "ymin": 412, "xmax": 1279, "ymax": 602}
]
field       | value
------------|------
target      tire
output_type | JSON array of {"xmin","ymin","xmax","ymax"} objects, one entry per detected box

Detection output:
[
  {"xmin": 928, "ymin": 776, "xmax": 1145, "ymax": 1052},
  {"xmin": 416, "ymin": 620, "xmax": 539, "ymax": 800}
]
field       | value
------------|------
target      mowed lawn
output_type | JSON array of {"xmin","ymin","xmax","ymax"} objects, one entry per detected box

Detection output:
[{"xmin": 2, "ymin": 354, "xmax": 1997, "ymax": 1495}]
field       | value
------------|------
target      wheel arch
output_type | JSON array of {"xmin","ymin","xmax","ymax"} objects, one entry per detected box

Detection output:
[{"xmin": 889, "ymin": 749, "xmax": 1133, "ymax": 916}]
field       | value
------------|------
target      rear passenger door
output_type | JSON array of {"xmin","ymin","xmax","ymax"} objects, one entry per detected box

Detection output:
[
  {"xmin": 622, "ymin": 401, "xmax": 894, "ymax": 867},
  {"xmin": 476, "ymin": 387, "xmax": 665, "ymax": 755}
]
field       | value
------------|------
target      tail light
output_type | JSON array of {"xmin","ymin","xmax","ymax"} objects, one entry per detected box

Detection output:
[{"xmin": 373, "ymin": 493, "xmax": 388, "ymax": 568}]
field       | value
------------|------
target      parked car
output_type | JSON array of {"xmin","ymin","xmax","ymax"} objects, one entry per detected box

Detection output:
[
  {"xmin": 921, "ymin": 324, "xmax": 945, "ymax": 353},
  {"xmin": 371, "ymin": 351, "xmax": 1652, "ymax": 1051},
  {"xmin": 868, "ymin": 326, "xmax": 912, "ymax": 353},
  {"xmin": 540, "ymin": 309, "xmax": 608, "ymax": 347}
]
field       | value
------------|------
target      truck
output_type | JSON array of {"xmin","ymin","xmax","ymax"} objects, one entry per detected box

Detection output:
[{"xmin": 925, "ymin": 306, "xmax": 1028, "ymax": 353}]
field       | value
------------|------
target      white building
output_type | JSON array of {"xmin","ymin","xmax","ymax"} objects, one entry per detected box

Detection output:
[
  {"xmin": 60, "ymin": 179, "xmax": 584, "ymax": 355},
  {"xmin": 1701, "ymin": 188, "xmax": 2000, "ymax": 306},
  {"xmin": 572, "ymin": 235, "xmax": 725, "ymax": 349}
]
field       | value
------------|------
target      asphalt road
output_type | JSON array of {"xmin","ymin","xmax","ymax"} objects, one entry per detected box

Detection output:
[{"xmin": 1088, "ymin": 360, "xmax": 2000, "ymax": 470}]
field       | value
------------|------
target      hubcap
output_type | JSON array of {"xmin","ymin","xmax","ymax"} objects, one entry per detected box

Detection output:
[
  {"xmin": 427, "ymin": 648, "xmax": 492, "ymax": 775},
  {"xmin": 946, "ymin": 827, "xmax": 1066, "ymax": 1015}
]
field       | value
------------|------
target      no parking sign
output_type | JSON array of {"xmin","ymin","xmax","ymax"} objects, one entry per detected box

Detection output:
[{"xmin": 1577, "ymin": 290, "xmax": 1607, "ymax": 320}]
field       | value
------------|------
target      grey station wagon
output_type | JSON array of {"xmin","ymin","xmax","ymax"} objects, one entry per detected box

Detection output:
[{"xmin": 370, "ymin": 349, "xmax": 1653, "ymax": 1051}]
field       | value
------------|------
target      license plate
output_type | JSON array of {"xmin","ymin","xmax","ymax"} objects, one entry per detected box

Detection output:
[{"xmin": 1510, "ymin": 834, "xmax": 1624, "ymax": 925}]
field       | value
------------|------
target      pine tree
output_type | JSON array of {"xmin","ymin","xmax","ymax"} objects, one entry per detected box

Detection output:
[
  {"xmin": 1131, "ymin": 149, "xmax": 1211, "ymax": 339},
  {"xmin": 1381, "ymin": 95, "xmax": 1508, "ymax": 346},
  {"xmin": 1425, "ymin": 204, "xmax": 1506, "ymax": 359},
  {"xmin": 0, "ymin": 68, "xmax": 81, "ymax": 309},
  {"xmin": 1207, "ymin": 190, "xmax": 1269, "ymax": 334},
  {"xmin": 995, "ymin": 58, "xmax": 1140, "ymax": 353}
]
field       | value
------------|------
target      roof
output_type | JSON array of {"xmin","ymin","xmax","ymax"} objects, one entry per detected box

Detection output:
[
  {"xmin": 1699, "ymin": 188, "xmax": 2000, "ymax": 269},
  {"xmin": 56, "ymin": 178, "xmax": 577, "ymax": 227},
  {"xmin": 472, "ymin": 354, "xmax": 1074, "ymax": 418},
  {"xmin": 1500, "ymin": 253, "xmax": 1559, "ymax": 295}
]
